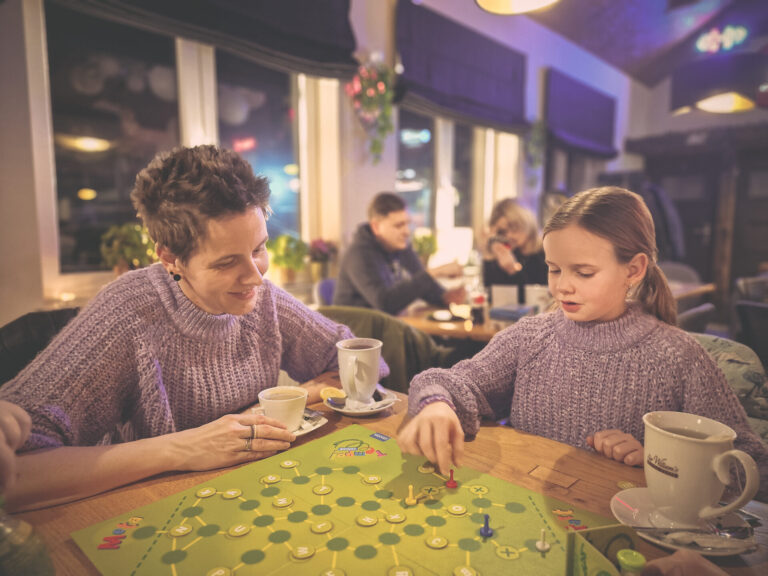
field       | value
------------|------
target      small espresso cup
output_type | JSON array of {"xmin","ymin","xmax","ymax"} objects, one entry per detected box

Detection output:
[
  {"xmin": 643, "ymin": 411, "xmax": 759, "ymax": 528},
  {"xmin": 336, "ymin": 338, "xmax": 382, "ymax": 409},
  {"xmin": 257, "ymin": 386, "xmax": 308, "ymax": 432}
]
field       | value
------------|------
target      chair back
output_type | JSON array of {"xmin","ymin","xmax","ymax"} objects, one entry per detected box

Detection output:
[
  {"xmin": 0, "ymin": 307, "xmax": 80, "ymax": 385},
  {"xmin": 317, "ymin": 305, "xmax": 451, "ymax": 393},
  {"xmin": 313, "ymin": 278, "xmax": 337, "ymax": 306},
  {"xmin": 736, "ymin": 300, "xmax": 768, "ymax": 369},
  {"xmin": 676, "ymin": 302, "xmax": 715, "ymax": 333},
  {"xmin": 735, "ymin": 276, "xmax": 768, "ymax": 303}
]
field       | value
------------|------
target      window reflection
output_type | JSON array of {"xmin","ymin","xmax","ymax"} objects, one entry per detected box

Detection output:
[
  {"xmin": 46, "ymin": 2, "xmax": 179, "ymax": 272},
  {"xmin": 216, "ymin": 52, "xmax": 299, "ymax": 238},
  {"xmin": 396, "ymin": 109, "xmax": 434, "ymax": 228},
  {"xmin": 453, "ymin": 122, "xmax": 474, "ymax": 227}
]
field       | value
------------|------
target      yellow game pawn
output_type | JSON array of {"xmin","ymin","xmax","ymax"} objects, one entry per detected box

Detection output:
[{"xmin": 404, "ymin": 484, "xmax": 418, "ymax": 506}]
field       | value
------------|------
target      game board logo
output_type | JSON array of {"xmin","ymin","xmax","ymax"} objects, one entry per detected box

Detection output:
[
  {"xmin": 97, "ymin": 516, "xmax": 143, "ymax": 550},
  {"xmin": 646, "ymin": 454, "xmax": 679, "ymax": 478},
  {"xmin": 330, "ymin": 438, "xmax": 386, "ymax": 459}
]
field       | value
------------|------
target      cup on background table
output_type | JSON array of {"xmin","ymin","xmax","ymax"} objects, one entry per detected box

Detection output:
[
  {"xmin": 257, "ymin": 386, "xmax": 308, "ymax": 432},
  {"xmin": 643, "ymin": 411, "xmax": 759, "ymax": 528},
  {"xmin": 524, "ymin": 284, "xmax": 552, "ymax": 314},
  {"xmin": 336, "ymin": 338, "xmax": 382, "ymax": 409}
]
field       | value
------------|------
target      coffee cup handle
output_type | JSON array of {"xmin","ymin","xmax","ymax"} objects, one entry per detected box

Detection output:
[
  {"xmin": 344, "ymin": 356, "xmax": 359, "ymax": 398},
  {"xmin": 699, "ymin": 449, "xmax": 759, "ymax": 520}
]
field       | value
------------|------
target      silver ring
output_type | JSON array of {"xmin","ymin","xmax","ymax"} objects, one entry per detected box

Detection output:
[
  {"xmin": 249, "ymin": 424, "xmax": 256, "ymax": 440},
  {"xmin": 244, "ymin": 437, "xmax": 252, "ymax": 451}
]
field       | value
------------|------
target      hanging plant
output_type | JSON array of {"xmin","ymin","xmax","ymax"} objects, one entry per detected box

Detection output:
[
  {"xmin": 524, "ymin": 119, "xmax": 547, "ymax": 188},
  {"xmin": 345, "ymin": 55, "xmax": 395, "ymax": 163}
]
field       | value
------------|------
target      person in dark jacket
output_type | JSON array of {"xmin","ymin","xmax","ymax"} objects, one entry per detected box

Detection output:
[{"xmin": 334, "ymin": 193, "xmax": 466, "ymax": 315}]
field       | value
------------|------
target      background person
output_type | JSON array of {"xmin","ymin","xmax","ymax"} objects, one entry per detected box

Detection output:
[
  {"xmin": 0, "ymin": 146, "xmax": 387, "ymax": 511},
  {"xmin": 334, "ymin": 192, "xmax": 466, "ymax": 315}
]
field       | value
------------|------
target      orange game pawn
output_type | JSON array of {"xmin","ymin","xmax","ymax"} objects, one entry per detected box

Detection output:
[{"xmin": 445, "ymin": 469, "xmax": 458, "ymax": 489}]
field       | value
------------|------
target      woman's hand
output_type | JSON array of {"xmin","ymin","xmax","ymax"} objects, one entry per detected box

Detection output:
[
  {"xmin": 398, "ymin": 402, "xmax": 464, "ymax": 475},
  {"xmin": 169, "ymin": 413, "xmax": 296, "ymax": 471},
  {"xmin": 587, "ymin": 429, "xmax": 643, "ymax": 466},
  {"xmin": 491, "ymin": 241, "xmax": 522, "ymax": 275},
  {"xmin": 0, "ymin": 401, "xmax": 32, "ymax": 494}
]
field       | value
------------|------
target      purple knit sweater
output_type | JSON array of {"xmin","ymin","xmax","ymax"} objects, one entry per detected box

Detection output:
[
  {"xmin": 1, "ymin": 264, "xmax": 384, "ymax": 450},
  {"xmin": 409, "ymin": 304, "xmax": 768, "ymax": 493}
]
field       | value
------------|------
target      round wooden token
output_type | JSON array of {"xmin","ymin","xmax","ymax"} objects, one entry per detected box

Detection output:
[
  {"xmin": 356, "ymin": 514, "xmax": 379, "ymax": 527},
  {"xmin": 363, "ymin": 475, "xmax": 381, "ymax": 484},
  {"xmin": 419, "ymin": 485, "xmax": 441, "ymax": 498},
  {"xmin": 261, "ymin": 474, "xmax": 281, "ymax": 484},
  {"xmin": 495, "ymin": 545, "xmax": 521, "ymax": 560},
  {"xmin": 385, "ymin": 512, "xmax": 406, "ymax": 524},
  {"xmin": 417, "ymin": 462, "xmax": 435, "ymax": 474},
  {"xmin": 467, "ymin": 485, "xmax": 489, "ymax": 495},
  {"xmin": 273, "ymin": 496, "xmax": 293, "ymax": 508},
  {"xmin": 206, "ymin": 568, "xmax": 231, "ymax": 576},
  {"xmin": 320, "ymin": 569, "xmax": 345, "ymax": 576},
  {"xmin": 425, "ymin": 536, "xmax": 448, "ymax": 549},
  {"xmin": 221, "ymin": 488, "xmax": 242, "ymax": 499},
  {"xmin": 292, "ymin": 545, "xmax": 315, "ymax": 560},
  {"xmin": 313, "ymin": 484, "xmax": 333, "ymax": 495},
  {"xmin": 453, "ymin": 567, "xmax": 478, "ymax": 576},
  {"xmin": 227, "ymin": 523, "xmax": 251, "ymax": 537},
  {"xmin": 168, "ymin": 525, "xmax": 192, "ymax": 537},
  {"xmin": 281, "ymin": 460, "xmax": 299, "ymax": 468},
  {"xmin": 196, "ymin": 487, "xmax": 216, "ymax": 498},
  {"xmin": 311, "ymin": 520, "xmax": 334, "ymax": 534},
  {"xmin": 447, "ymin": 504, "xmax": 467, "ymax": 516},
  {"xmin": 387, "ymin": 567, "xmax": 413, "ymax": 576}
]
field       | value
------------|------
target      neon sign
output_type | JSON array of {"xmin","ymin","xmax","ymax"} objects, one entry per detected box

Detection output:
[{"xmin": 696, "ymin": 26, "xmax": 748, "ymax": 54}]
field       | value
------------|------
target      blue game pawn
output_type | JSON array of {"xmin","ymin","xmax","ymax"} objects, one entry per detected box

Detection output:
[{"xmin": 479, "ymin": 514, "xmax": 493, "ymax": 538}]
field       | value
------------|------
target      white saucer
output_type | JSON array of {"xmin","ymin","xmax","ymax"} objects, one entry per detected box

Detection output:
[
  {"xmin": 252, "ymin": 407, "xmax": 328, "ymax": 437},
  {"xmin": 610, "ymin": 487, "xmax": 756, "ymax": 557},
  {"xmin": 323, "ymin": 386, "xmax": 398, "ymax": 417}
]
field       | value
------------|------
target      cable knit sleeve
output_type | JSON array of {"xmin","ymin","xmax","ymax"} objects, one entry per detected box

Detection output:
[
  {"xmin": 271, "ymin": 283, "xmax": 390, "ymax": 383},
  {"xmin": 0, "ymin": 280, "xmax": 142, "ymax": 450},
  {"xmin": 408, "ymin": 314, "xmax": 552, "ymax": 436},
  {"xmin": 678, "ymin": 336, "xmax": 768, "ymax": 501}
]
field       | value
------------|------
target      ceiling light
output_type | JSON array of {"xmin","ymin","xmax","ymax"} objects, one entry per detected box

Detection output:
[
  {"xmin": 77, "ymin": 188, "xmax": 97, "ymax": 201},
  {"xmin": 55, "ymin": 134, "xmax": 112, "ymax": 152},
  {"xmin": 475, "ymin": 0, "xmax": 561, "ymax": 15},
  {"xmin": 695, "ymin": 92, "xmax": 755, "ymax": 113}
]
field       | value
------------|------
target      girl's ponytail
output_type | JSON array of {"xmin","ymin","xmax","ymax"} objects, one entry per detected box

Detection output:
[{"xmin": 636, "ymin": 262, "xmax": 677, "ymax": 326}]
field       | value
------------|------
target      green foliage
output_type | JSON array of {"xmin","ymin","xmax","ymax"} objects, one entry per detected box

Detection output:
[
  {"xmin": 100, "ymin": 223, "xmax": 157, "ymax": 270},
  {"xmin": 268, "ymin": 234, "xmax": 308, "ymax": 271},
  {"xmin": 412, "ymin": 232, "xmax": 437, "ymax": 259},
  {"xmin": 345, "ymin": 60, "xmax": 395, "ymax": 164}
]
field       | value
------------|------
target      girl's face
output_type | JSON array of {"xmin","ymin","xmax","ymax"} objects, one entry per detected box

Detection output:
[
  {"xmin": 543, "ymin": 225, "xmax": 645, "ymax": 323},
  {"xmin": 492, "ymin": 216, "xmax": 527, "ymax": 250},
  {"xmin": 172, "ymin": 206, "xmax": 269, "ymax": 316}
]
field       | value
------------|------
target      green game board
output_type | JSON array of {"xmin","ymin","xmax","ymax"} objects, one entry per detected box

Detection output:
[{"xmin": 73, "ymin": 425, "xmax": 614, "ymax": 575}]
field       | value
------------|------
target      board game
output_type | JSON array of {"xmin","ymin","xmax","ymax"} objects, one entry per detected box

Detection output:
[{"xmin": 73, "ymin": 425, "xmax": 614, "ymax": 575}]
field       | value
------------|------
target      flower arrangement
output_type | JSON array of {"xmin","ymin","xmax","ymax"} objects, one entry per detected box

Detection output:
[
  {"xmin": 100, "ymin": 223, "xmax": 157, "ymax": 274},
  {"xmin": 412, "ymin": 231, "xmax": 437, "ymax": 267},
  {"xmin": 308, "ymin": 238, "xmax": 337, "ymax": 263},
  {"xmin": 345, "ymin": 55, "xmax": 395, "ymax": 163},
  {"xmin": 268, "ymin": 234, "xmax": 308, "ymax": 272}
]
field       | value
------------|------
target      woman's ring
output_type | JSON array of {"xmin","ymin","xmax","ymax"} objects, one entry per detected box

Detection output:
[
  {"xmin": 244, "ymin": 437, "xmax": 252, "ymax": 452},
  {"xmin": 250, "ymin": 424, "xmax": 256, "ymax": 440}
]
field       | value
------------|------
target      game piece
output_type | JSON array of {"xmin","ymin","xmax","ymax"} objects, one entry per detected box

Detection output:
[
  {"xmin": 479, "ymin": 514, "xmax": 493, "ymax": 538},
  {"xmin": 292, "ymin": 545, "xmax": 315, "ymax": 560},
  {"xmin": 310, "ymin": 521, "xmax": 334, "ymax": 534},
  {"xmin": 272, "ymin": 495, "xmax": 293, "ymax": 508},
  {"xmin": 535, "ymin": 528, "xmax": 551, "ymax": 552},
  {"xmin": 221, "ymin": 488, "xmax": 241, "ymax": 499},
  {"xmin": 312, "ymin": 484, "xmax": 333, "ymax": 495},
  {"xmin": 404, "ymin": 484, "xmax": 418, "ymax": 506},
  {"xmin": 356, "ymin": 514, "xmax": 378, "ymax": 527},
  {"xmin": 226, "ymin": 524, "xmax": 250, "ymax": 537},
  {"xmin": 417, "ymin": 462, "xmax": 435, "ymax": 474},
  {"xmin": 453, "ymin": 567, "xmax": 477, "ymax": 576},
  {"xmin": 387, "ymin": 566, "xmax": 414, "ymax": 576},
  {"xmin": 445, "ymin": 469, "xmax": 458, "ymax": 489},
  {"xmin": 447, "ymin": 504, "xmax": 466, "ymax": 516},
  {"xmin": 385, "ymin": 512, "xmax": 406, "ymax": 524}
]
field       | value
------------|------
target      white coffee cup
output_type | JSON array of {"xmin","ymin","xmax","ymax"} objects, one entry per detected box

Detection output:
[
  {"xmin": 336, "ymin": 338, "xmax": 382, "ymax": 409},
  {"xmin": 643, "ymin": 411, "xmax": 759, "ymax": 528},
  {"xmin": 257, "ymin": 386, "xmax": 308, "ymax": 432}
]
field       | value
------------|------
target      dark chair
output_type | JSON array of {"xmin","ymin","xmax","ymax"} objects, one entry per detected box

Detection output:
[
  {"xmin": 318, "ymin": 305, "xmax": 452, "ymax": 393},
  {"xmin": 736, "ymin": 300, "xmax": 768, "ymax": 369},
  {"xmin": 676, "ymin": 303, "xmax": 716, "ymax": 333},
  {"xmin": 0, "ymin": 308, "xmax": 80, "ymax": 385},
  {"xmin": 658, "ymin": 261, "xmax": 701, "ymax": 284},
  {"xmin": 735, "ymin": 276, "xmax": 768, "ymax": 302},
  {"xmin": 313, "ymin": 278, "xmax": 337, "ymax": 306}
]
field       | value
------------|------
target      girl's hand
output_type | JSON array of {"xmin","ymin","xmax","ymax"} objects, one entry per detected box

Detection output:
[
  {"xmin": 587, "ymin": 429, "xmax": 643, "ymax": 466},
  {"xmin": 398, "ymin": 402, "xmax": 464, "ymax": 475},
  {"xmin": 169, "ymin": 413, "xmax": 296, "ymax": 471},
  {"xmin": 0, "ymin": 401, "xmax": 32, "ymax": 493}
]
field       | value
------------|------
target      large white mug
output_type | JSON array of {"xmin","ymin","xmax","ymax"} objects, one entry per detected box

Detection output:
[
  {"xmin": 643, "ymin": 411, "xmax": 759, "ymax": 528},
  {"xmin": 336, "ymin": 338, "xmax": 382, "ymax": 409},
  {"xmin": 257, "ymin": 386, "xmax": 308, "ymax": 432}
]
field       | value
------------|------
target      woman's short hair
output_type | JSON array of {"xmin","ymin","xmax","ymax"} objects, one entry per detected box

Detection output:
[
  {"xmin": 131, "ymin": 145, "xmax": 270, "ymax": 263},
  {"xmin": 489, "ymin": 198, "xmax": 542, "ymax": 255}
]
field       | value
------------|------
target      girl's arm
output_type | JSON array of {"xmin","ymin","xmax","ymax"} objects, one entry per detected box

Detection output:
[{"xmin": 6, "ymin": 413, "xmax": 294, "ymax": 512}]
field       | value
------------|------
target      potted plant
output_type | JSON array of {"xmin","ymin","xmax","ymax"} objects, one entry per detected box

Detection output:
[
  {"xmin": 412, "ymin": 231, "xmax": 437, "ymax": 268},
  {"xmin": 100, "ymin": 223, "xmax": 157, "ymax": 275},
  {"xmin": 308, "ymin": 238, "xmax": 337, "ymax": 282},
  {"xmin": 268, "ymin": 234, "xmax": 308, "ymax": 284}
]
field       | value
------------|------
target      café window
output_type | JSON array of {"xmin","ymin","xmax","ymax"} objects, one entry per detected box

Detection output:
[
  {"xmin": 396, "ymin": 109, "xmax": 435, "ymax": 228},
  {"xmin": 46, "ymin": 2, "xmax": 180, "ymax": 273},
  {"xmin": 452, "ymin": 122, "xmax": 474, "ymax": 228},
  {"xmin": 216, "ymin": 52, "xmax": 300, "ymax": 237}
]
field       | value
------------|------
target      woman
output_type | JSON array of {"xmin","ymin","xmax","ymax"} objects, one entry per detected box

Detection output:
[
  {"xmin": 482, "ymin": 198, "xmax": 548, "ymax": 304},
  {"xmin": 0, "ymin": 146, "xmax": 387, "ymax": 511}
]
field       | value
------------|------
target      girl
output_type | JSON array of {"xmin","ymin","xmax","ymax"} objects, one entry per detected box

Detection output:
[
  {"xmin": 399, "ymin": 187, "xmax": 767, "ymax": 499},
  {"xmin": 482, "ymin": 198, "xmax": 548, "ymax": 304}
]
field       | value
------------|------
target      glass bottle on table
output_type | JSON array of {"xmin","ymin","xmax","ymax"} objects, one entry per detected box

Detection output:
[{"xmin": 0, "ymin": 499, "xmax": 55, "ymax": 575}]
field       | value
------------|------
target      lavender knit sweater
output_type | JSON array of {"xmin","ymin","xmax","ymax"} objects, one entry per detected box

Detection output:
[
  {"xmin": 1, "ymin": 264, "xmax": 384, "ymax": 450},
  {"xmin": 409, "ymin": 304, "xmax": 768, "ymax": 493}
]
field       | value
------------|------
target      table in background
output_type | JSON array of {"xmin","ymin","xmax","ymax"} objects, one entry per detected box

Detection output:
[
  {"xmin": 16, "ymin": 372, "xmax": 767, "ymax": 575},
  {"xmin": 670, "ymin": 281, "xmax": 716, "ymax": 302},
  {"xmin": 400, "ymin": 306, "xmax": 509, "ymax": 342}
]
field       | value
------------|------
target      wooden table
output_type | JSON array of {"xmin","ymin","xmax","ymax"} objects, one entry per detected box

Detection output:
[
  {"xmin": 400, "ymin": 306, "xmax": 509, "ymax": 342},
  {"xmin": 670, "ymin": 281, "xmax": 717, "ymax": 302},
  {"xmin": 16, "ymin": 373, "xmax": 767, "ymax": 575}
]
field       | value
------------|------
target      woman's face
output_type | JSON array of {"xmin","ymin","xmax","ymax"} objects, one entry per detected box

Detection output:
[
  {"xmin": 492, "ymin": 216, "xmax": 527, "ymax": 250},
  {"xmin": 175, "ymin": 206, "xmax": 269, "ymax": 316}
]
